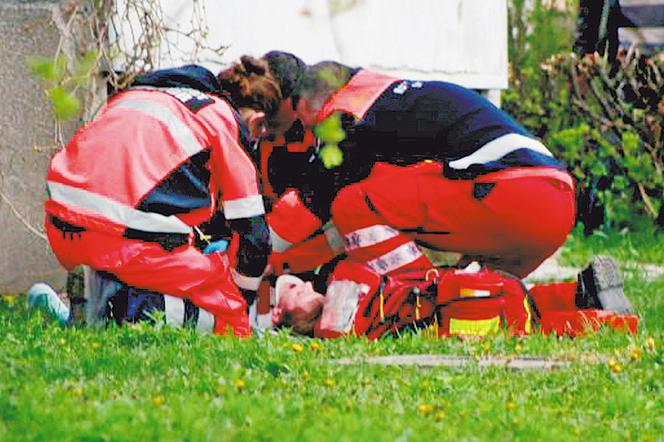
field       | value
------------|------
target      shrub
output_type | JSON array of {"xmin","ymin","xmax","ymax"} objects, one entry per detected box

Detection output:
[{"xmin": 505, "ymin": 1, "xmax": 663, "ymax": 229}]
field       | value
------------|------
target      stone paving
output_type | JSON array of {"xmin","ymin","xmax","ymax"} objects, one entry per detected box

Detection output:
[{"xmin": 333, "ymin": 354, "xmax": 573, "ymax": 370}]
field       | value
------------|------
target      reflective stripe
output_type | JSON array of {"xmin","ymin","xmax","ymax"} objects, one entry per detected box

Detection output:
[
  {"xmin": 367, "ymin": 242, "xmax": 423, "ymax": 275},
  {"xmin": 196, "ymin": 309, "xmax": 215, "ymax": 333},
  {"xmin": 255, "ymin": 313, "xmax": 273, "ymax": 329},
  {"xmin": 231, "ymin": 269, "xmax": 262, "ymax": 291},
  {"xmin": 449, "ymin": 316, "xmax": 501, "ymax": 336},
  {"xmin": 323, "ymin": 222, "xmax": 344, "ymax": 254},
  {"xmin": 448, "ymin": 133, "xmax": 553, "ymax": 170},
  {"xmin": 223, "ymin": 195, "xmax": 265, "ymax": 220},
  {"xmin": 164, "ymin": 295, "xmax": 185, "ymax": 328},
  {"xmin": 269, "ymin": 226, "xmax": 293, "ymax": 253},
  {"xmin": 523, "ymin": 295, "xmax": 533, "ymax": 335},
  {"xmin": 116, "ymin": 99, "xmax": 204, "ymax": 157},
  {"xmin": 324, "ymin": 280, "xmax": 364, "ymax": 334},
  {"xmin": 47, "ymin": 181, "xmax": 193, "ymax": 234},
  {"xmin": 344, "ymin": 224, "xmax": 400, "ymax": 251},
  {"xmin": 367, "ymin": 241, "xmax": 422, "ymax": 275},
  {"xmin": 130, "ymin": 86, "xmax": 212, "ymax": 104}
]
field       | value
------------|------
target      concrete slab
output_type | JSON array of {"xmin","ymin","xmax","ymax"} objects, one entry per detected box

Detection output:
[{"xmin": 332, "ymin": 354, "xmax": 573, "ymax": 370}]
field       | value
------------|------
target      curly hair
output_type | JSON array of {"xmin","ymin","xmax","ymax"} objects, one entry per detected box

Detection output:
[{"xmin": 217, "ymin": 55, "xmax": 283, "ymax": 119}]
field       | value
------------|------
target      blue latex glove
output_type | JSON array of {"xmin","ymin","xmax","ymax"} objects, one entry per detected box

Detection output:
[
  {"xmin": 27, "ymin": 283, "xmax": 70, "ymax": 325},
  {"xmin": 203, "ymin": 239, "xmax": 229, "ymax": 255}
]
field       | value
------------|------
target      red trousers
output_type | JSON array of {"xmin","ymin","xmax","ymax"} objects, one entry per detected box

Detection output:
[
  {"xmin": 331, "ymin": 164, "xmax": 575, "ymax": 278},
  {"xmin": 46, "ymin": 219, "xmax": 251, "ymax": 336}
]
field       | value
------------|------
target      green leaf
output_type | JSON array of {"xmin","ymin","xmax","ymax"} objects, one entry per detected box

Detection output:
[
  {"xmin": 27, "ymin": 56, "xmax": 59, "ymax": 82},
  {"xmin": 71, "ymin": 50, "xmax": 99, "ymax": 85},
  {"xmin": 314, "ymin": 113, "xmax": 346, "ymax": 144},
  {"xmin": 319, "ymin": 144, "xmax": 343, "ymax": 169},
  {"xmin": 48, "ymin": 86, "xmax": 80, "ymax": 121}
]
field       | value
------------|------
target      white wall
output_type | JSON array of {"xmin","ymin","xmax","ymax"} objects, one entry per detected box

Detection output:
[{"xmin": 113, "ymin": 0, "xmax": 508, "ymax": 90}]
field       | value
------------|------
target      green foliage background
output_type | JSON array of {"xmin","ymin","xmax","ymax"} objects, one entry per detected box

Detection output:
[{"xmin": 504, "ymin": 0, "xmax": 663, "ymax": 229}]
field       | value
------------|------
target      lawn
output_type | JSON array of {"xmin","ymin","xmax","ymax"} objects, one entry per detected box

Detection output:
[{"xmin": 0, "ymin": 225, "xmax": 662, "ymax": 442}]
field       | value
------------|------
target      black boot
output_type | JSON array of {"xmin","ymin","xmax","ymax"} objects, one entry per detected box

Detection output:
[
  {"xmin": 575, "ymin": 256, "xmax": 633, "ymax": 313},
  {"xmin": 66, "ymin": 266, "xmax": 87, "ymax": 326}
]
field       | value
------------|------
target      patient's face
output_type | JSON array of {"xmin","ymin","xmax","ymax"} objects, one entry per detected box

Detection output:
[{"xmin": 276, "ymin": 279, "xmax": 324, "ymax": 334}]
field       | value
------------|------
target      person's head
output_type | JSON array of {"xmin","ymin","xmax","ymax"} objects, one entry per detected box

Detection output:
[
  {"xmin": 260, "ymin": 51, "xmax": 307, "ymax": 137},
  {"xmin": 272, "ymin": 274, "xmax": 325, "ymax": 335},
  {"xmin": 293, "ymin": 61, "xmax": 353, "ymax": 129},
  {"xmin": 217, "ymin": 55, "xmax": 282, "ymax": 141}
]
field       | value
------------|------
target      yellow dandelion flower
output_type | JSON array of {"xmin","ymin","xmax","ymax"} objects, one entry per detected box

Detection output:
[
  {"xmin": 506, "ymin": 400, "xmax": 516, "ymax": 411},
  {"xmin": 324, "ymin": 378, "xmax": 335, "ymax": 387},
  {"xmin": 292, "ymin": 343, "xmax": 304, "ymax": 352},
  {"xmin": 58, "ymin": 338, "xmax": 66, "ymax": 345},
  {"xmin": 607, "ymin": 359, "xmax": 622, "ymax": 373},
  {"xmin": 309, "ymin": 341, "xmax": 322, "ymax": 352},
  {"xmin": 630, "ymin": 346, "xmax": 642, "ymax": 360},
  {"xmin": 417, "ymin": 403, "xmax": 434, "ymax": 415},
  {"xmin": 434, "ymin": 411, "xmax": 446, "ymax": 421},
  {"xmin": 234, "ymin": 379, "xmax": 246, "ymax": 390},
  {"xmin": 644, "ymin": 338, "xmax": 656, "ymax": 352},
  {"xmin": 152, "ymin": 395, "xmax": 165, "ymax": 407},
  {"xmin": 71, "ymin": 386, "xmax": 84, "ymax": 397},
  {"xmin": 90, "ymin": 342, "xmax": 100, "ymax": 350}
]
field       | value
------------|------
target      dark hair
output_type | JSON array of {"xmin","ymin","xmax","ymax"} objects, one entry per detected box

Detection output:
[
  {"xmin": 216, "ymin": 55, "xmax": 282, "ymax": 118},
  {"xmin": 295, "ymin": 61, "xmax": 353, "ymax": 108},
  {"xmin": 262, "ymin": 51, "xmax": 306, "ymax": 101}
]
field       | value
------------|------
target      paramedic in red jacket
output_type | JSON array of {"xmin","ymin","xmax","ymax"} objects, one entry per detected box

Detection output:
[
  {"xmin": 45, "ymin": 62, "xmax": 280, "ymax": 336},
  {"xmin": 240, "ymin": 59, "xmax": 575, "ymax": 279}
]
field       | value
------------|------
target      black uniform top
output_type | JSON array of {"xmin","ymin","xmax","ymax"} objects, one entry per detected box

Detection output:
[{"xmin": 270, "ymin": 70, "xmax": 565, "ymax": 221}]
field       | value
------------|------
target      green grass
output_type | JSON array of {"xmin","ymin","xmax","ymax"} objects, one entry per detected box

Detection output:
[
  {"xmin": 561, "ymin": 221, "xmax": 664, "ymax": 268},
  {"xmin": 1, "ymin": 225, "xmax": 663, "ymax": 442}
]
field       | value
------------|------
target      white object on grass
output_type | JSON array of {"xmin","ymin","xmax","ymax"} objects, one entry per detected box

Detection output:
[{"xmin": 27, "ymin": 283, "xmax": 70, "ymax": 325}]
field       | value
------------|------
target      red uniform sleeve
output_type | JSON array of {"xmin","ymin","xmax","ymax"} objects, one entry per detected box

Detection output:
[{"xmin": 196, "ymin": 97, "xmax": 265, "ymax": 220}]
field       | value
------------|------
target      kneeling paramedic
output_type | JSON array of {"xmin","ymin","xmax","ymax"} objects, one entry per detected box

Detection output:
[
  {"xmin": 45, "ymin": 62, "xmax": 282, "ymax": 336},
  {"xmin": 226, "ymin": 56, "xmax": 576, "ymax": 282}
]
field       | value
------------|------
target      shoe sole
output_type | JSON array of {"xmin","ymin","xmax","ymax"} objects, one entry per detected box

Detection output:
[{"xmin": 577, "ymin": 256, "xmax": 633, "ymax": 313}]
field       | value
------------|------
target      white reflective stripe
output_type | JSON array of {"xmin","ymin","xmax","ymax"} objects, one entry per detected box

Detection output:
[
  {"xmin": 255, "ymin": 313, "xmax": 273, "ymax": 329},
  {"xmin": 196, "ymin": 309, "xmax": 215, "ymax": 333},
  {"xmin": 223, "ymin": 195, "xmax": 266, "ymax": 220},
  {"xmin": 231, "ymin": 269, "xmax": 262, "ymax": 291},
  {"xmin": 269, "ymin": 226, "xmax": 293, "ymax": 253},
  {"xmin": 131, "ymin": 86, "xmax": 211, "ymax": 103},
  {"xmin": 163, "ymin": 295, "xmax": 185, "ymax": 328},
  {"xmin": 367, "ymin": 242, "xmax": 423, "ymax": 275},
  {"xmin": 47, "ymin": 181, "xmax": 193, "ymax": 234},
  {"xmin": 344, "ymin": 224, "xmax": 400, "ymax": 251},
  {"xmin": 116, "ymin": 99, "xmax": 204, "ymax": 157},
  {"xmin": 323, "ymin": 280, "xmax": 364, "ymax": 334},
  {"xmin": 323, "ymin": 222, "xmax": 344, "ymax": 254},
  {"xmin": 448, "ymin": 133, "xmax": 553, "ymax": 170}
]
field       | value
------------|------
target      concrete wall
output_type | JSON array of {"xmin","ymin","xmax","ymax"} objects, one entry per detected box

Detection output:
[
  {"xmin": 0, "ymin": 0, "xmax": 71, "ymax": 292},
  {"xmin": 114, "ymin": 0, "xmax": 509, "ymax": 90}
]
